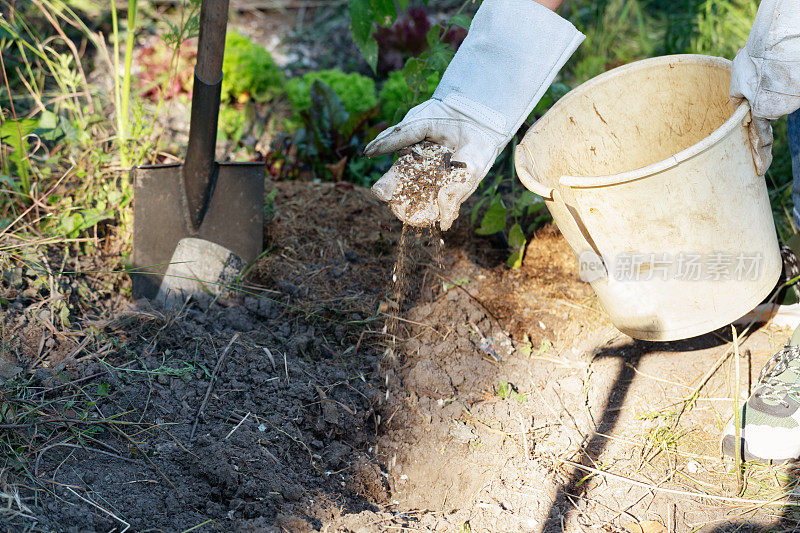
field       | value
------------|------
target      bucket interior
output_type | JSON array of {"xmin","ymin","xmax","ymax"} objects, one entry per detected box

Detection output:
[{"xmin": 527, "ymin": 57, "xmax": 737, "ymax": 186}]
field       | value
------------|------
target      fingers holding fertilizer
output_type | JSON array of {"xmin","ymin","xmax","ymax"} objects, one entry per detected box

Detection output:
[{"xmin": 372, "ymin": 142, "xmax": 471, "ymax": 229}]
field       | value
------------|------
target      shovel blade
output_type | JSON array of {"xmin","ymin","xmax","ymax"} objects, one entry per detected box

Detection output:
[{"xmin": 132, "ymin": 161, "xmax": 264, "ymax": 299}]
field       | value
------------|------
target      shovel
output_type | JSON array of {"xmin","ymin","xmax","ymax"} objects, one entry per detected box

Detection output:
[{"xmin": 131, "ymin": 0, "xmax": 264, "ymax": 299}]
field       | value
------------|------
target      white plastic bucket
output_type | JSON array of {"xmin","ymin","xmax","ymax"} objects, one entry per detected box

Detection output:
[{"xmin": 515, "ymin": 55, "xmax": 781, "ymax": 341}]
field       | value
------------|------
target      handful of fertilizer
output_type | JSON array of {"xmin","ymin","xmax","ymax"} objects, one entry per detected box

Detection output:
[{"xmin": 375, "ymin": 142, "xmax": 470, "ymax": 228}]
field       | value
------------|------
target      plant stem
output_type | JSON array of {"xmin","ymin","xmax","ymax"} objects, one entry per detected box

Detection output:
[
  {"xmin": 121, "ymin": 0, "xmax": 139, "ymax": 168},
  {"xmin": 0, "ymin": 48, "xmax": 30, "ymax": 196},
  {"xmin": 111, "ymin": 0, "xmax": 125, "ymax": 167}
]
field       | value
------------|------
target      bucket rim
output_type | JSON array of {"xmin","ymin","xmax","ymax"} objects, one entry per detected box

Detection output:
[
  {"xmin": 560, "ymin": 100, "xmax": 749, "ymax": 188},
  {"xmin": 526, "ymin": 54, "xmax": 750, "ymax": 190}
]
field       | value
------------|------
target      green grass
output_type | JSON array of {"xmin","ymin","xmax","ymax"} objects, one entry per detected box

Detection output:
[{"xmin": 0, "ymin": 0, "xmax": 202, "ymax": 237}]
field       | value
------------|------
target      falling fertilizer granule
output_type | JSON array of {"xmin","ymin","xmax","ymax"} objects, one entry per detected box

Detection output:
[
  {"xmin": 388, "ymin": 141, "xmax": 469, "ymax": 227},
  {"xmin": 382, "ymin": 142, "xmax": 458, "ymax": 361}
]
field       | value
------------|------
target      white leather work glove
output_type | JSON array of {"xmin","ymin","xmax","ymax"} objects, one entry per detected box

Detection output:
[
  {"xmin": 364, "ymin": 0, "xmax": 584, "ymax": 230},
  {"xmin": 730, "ymin": 0, "xmax": 800, "ymax": 176}
]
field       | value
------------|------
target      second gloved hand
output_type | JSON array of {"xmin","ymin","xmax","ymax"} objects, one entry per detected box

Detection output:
[
  {"xmin": 364, "ymin": 0, "xmax": 584, "ymax": 230},
  {"xmin": 730, "ymin": 0, "xmax": 800, "ymax": 175}
]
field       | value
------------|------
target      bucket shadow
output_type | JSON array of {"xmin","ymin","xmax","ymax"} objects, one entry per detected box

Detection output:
[{"xmin": 541, "ymin": 329, "xmax": 755, "ymax": 531}]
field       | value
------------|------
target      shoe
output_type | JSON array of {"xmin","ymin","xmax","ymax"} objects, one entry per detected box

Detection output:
[
  {"xmin": 721, "ymin": 329, "xmax": 800, "ymax": 462},
  {"xmin": 774, "ymin": 238, "xmax": 800, "ymax": 306},
  {"xmin": 735, "ymin": 238, "xmax": 800, "ymax": 330}
]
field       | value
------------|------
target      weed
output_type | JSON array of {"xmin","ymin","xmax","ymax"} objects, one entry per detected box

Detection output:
[
  {"xmin": 0, "ymin": 0, "xmax": 198, "ymax": 251},
  {"xmin": 518, "ymin": 337, "xmax": 533, "ymax": 357},
  {"xmin": 498, "ymin": 380, "xmax": 526, "ymax": 403},
  {"xmin": 442, "ymin": 278, "xmax": 470, "ymax": 292},
  {"xmin": 637, "ymin": 410, "xmax": 685, "ymax": 464},
  {"xmin": 470, "ymin": 169, "xmax": 550, "ymax": 269},
  {"xmin": 537, "ymin": 339, "xmax": 553, "ymax": 355},
  {"xmin": 378, "ymin": 69, "xmax": 439, "ymax": 123},
  {"xmin": 0, "ymin": 0, "xmax": 119, "ymax": 248}
]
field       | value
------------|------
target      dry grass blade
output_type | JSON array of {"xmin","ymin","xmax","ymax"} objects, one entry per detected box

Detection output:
[
  {"xmin": 64, "ymin": 486, "xmax": 130, "ymax": 532},
  {"xmin": 558, "ymin": 458, "xmax": 800, "ymax": 507},
  {"xmin": 733, "ymin": 325, "xmax": 743, "ymax": 495},
  {"xmin": 190, "ymin": 333, "xmax": 240, "ymax": 440},
  {"xmin": 34, "ymin": 442, "xmax": 141, "ymax": 477}
]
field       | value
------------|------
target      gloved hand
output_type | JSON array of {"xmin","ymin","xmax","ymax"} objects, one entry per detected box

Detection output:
[
  {"xmin": 730, "ymin": 0, "xmax": 800, "ymax": 176},
  {"xmin": 364, "ymin": 0, "xmax": 584, "ymax": 230}
]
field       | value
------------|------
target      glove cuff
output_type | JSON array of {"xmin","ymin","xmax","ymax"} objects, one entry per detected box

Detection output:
[
  {"xmin": 432, "ymin": 0, "xmax": 584, "ymax": 140},
  {"xmin": 731, "ymin": 0, "xmax": 800, "ymax": 120}
]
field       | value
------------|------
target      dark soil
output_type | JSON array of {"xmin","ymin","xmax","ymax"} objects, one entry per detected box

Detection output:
[{"xmin": 0, "ymin": 182, "xmax": 394, "ymax": 531}]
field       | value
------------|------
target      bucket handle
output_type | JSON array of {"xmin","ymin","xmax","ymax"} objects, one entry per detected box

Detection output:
[
  {"xmin": 514, "ymin": 143, "xmax": 607, "ymax": 276},
  {"xmin": 514, "ymin": 143, "xmax": 554, "ymax": 199}
]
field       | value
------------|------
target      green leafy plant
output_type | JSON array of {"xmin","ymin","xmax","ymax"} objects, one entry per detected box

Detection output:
[
  {"xmin": 349, "ymin": 0, "xmax": 469, "ymax": 73},
  {"xmin": 273, "ymin": 80, "xmax": 387, "ymax": 183},
  {"xmin": 467, "ymin": 81, "xmax": 570, "ymax": 269},
  {"xmin": 221, "ymin": 31, "xmax": 285, "ymax": 104},
  {"xmin": 286, "ymin": 69, "xmax": 377, "ymax": 121},
  {"xmin": 537, "ymin": 339, "xmax": 553, "ymax": 355},
  {"xmin": 51, "ymin": 183, "xmax": 122, "ymax": 239},
  {"xmin": 0, "ymin": 112, "xmax": 59, "ymax": 198},
  {"xmin": 394, "ymin": 22, "xmax": 462, "ymax": 114},
  {"xmin": 218, "ymin": 104, "xmax": 249, "ymax": 143},
  {"xmin": 348, "ymin": 0, "xmax": 399, "ymax": 72},
  {"xmin": 347, "ymin": 0, "xmax": 469, "ymax": 114},
  {"xmin": 379, "ymin": 69, "xmax": 440, "ymax": 123},
  {"xmin": 471, "ymin": 172, "xmax": 550, "ymax": 269}
]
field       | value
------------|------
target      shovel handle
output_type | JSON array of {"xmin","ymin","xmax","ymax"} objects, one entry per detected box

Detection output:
[
  {"xmin": 196, "ymin": 0, "xmax": 229, "ymax": 84},
  {"xmin": 184, "ymin": 0, "xmax": 230, "ymax": 230}
]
